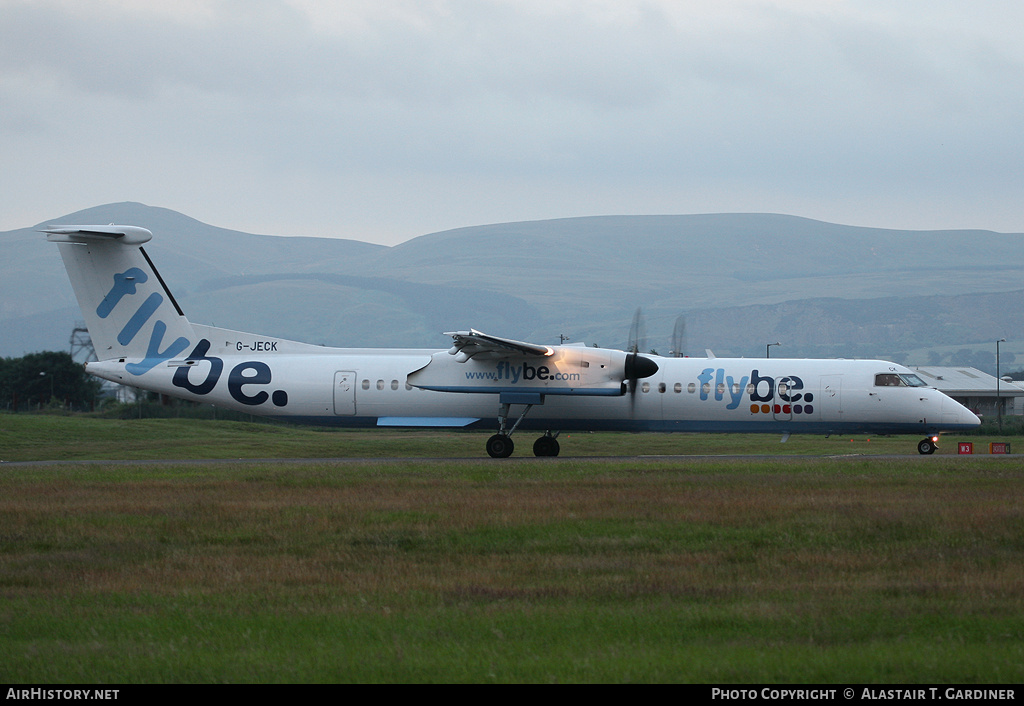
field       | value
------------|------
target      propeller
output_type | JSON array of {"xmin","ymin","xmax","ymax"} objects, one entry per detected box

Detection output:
[
  {"xmin": 627, "ymin": 308, "xmax": 646, "ymax": 356},
  {"xmin": 624, "ymin": 308, "xmax": 658, "ymax": 399},
  {"xmin": 670, "ymin": 315, "xmax": 686, "ymax": 358}
]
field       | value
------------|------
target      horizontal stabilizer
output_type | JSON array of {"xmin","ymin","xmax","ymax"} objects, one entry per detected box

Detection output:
[{"xmin": 40, "ymin": 225, "xmax": 153, "ymax": 245}]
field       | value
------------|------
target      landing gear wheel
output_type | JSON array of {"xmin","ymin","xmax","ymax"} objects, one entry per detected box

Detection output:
[
  {"xmin": 486, "ymin": 434, "xmax": 515, "ymax": 458},
  {"xmin": 533, "ymin": 436, "xmax": 560, "ymax": 457},
  {"xmin": 917, "ymin": 438, "xmax": 937, "ymax": 455}
]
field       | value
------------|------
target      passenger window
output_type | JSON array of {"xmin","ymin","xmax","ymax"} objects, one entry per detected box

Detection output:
[
  {"xmin": 361, "ymin": 379, "xmax": 370, "ymax": 390},
  {"xmin": 674, "ymin": 383, "xmax": 682, "ymax": 393},
  {"xmin": 687, "ymin": 383, "xmax": 696, "ymax": 394},
  {"xmin": 391, "ymin": 380, "xmax": 399, "ymax": 390}
]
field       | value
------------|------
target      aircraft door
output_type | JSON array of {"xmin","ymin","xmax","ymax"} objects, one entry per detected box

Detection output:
[
  {"xmin": 334, "ymin": 370, "xmax": 357, "ymax": 415},
  {"xmin": 819, "ymin": 375, "xmax": 843, "ymax": 423}
]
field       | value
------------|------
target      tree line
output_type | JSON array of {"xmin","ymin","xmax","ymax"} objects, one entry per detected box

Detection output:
[{"xmin": 0, "ymin": 351, "xmax": 102, "ymax": 412}]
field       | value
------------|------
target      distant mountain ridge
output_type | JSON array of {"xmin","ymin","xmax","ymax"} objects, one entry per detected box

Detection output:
[{"xmin": 2, "ymin": 203, "xmax": 1022, "ymax": 372}]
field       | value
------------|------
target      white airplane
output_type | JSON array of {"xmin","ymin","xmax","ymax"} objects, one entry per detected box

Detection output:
[{"xmin": 43, "ymin": 224, "xmax": 981, "ymax": 457}]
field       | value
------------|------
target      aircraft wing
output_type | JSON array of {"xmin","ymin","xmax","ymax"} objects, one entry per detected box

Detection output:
[{"xmin": 443, "ymin": 329, "xmax": 553, "ymax": 362}]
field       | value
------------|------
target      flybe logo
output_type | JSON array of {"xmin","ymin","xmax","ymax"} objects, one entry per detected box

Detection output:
[
  {"xmin": 171, "ymin": 339, "xmax": 289, "ymax": 408},
  {"xmin": 697, "ymin": 368, "xmax": 814, "ymax": 415},
  {"xmin": 97, "ymin": 267, "xmax": 190, "ymax": 375},
  {"xmin": 99, "ymin": 267, "xmax": 288, "ymax": 408}
]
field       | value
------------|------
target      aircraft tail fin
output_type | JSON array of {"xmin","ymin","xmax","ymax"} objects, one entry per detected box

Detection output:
[{"xmin": 42, "ymin": 225, "xmax": 196, "ymax": 375}]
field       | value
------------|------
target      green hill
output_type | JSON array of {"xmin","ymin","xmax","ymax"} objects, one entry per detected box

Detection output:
[{"xmin": 3, "ymin": 203, "xmax": 1022, "ymax": 370}]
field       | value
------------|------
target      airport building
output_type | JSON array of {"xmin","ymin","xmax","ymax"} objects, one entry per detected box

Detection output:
[{"xmin": 911, "ymin": 366, "xmax": 1024, "ymax": 418}]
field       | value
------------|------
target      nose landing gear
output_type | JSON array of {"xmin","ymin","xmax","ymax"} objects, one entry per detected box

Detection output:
[{"xmin": 917, "ymin": 436, "xmax": 938, "ymax": 455}]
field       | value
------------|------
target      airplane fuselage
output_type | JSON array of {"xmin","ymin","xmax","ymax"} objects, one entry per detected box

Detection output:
[
  {"xmin": 46, "ymin": 224, "xmax": 980, "ymax": 457},
  {"xmin": 85, "ymin": 326, "xmax": 977, "ymax": 437}
]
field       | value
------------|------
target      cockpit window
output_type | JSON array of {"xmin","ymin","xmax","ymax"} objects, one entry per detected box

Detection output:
[{"xmin": 875, "ymin": 373, "xmax": 929, "ymax": 387}]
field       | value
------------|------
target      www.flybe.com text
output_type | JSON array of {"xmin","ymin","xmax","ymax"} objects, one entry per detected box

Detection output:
[{"xmin": 465, "ymin": 361, "xmax": 581, "ymax": 384}]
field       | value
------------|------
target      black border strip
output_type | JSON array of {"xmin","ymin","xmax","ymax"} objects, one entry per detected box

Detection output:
[{"xmin": 139, "ymin": 246, "xmax": 185, "ymax": 317}]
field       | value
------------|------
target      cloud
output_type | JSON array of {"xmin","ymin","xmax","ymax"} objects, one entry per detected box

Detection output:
[{"xmin": 2, "ymin": 0, "xmax": 1023, "ymax": 242}]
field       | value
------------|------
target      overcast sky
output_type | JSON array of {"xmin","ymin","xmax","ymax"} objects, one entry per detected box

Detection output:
[{"xmin": 2, "ymin": 0, "xmax": 1022, "ymax": 245}]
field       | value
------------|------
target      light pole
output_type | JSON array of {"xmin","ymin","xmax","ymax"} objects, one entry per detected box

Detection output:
[
  {"xmin": 996, "ymin": 338, "xmax": 1006, "ymax": 432},
  {"xmin": 766, "ymin": 342, "xmax": 780, "ymax": 358},
  {"xmin": 39, "ymin": 371, "xmax": 53, "ymax": 406}
]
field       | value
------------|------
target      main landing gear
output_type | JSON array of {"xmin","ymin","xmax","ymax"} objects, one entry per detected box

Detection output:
[
  {"xmin": 486, "ymin": 433, "xmax": 515, "ymax": 458},
  {"xmin": 485, "ymin": 401, "xmax": 560, "ymax": 458},
  {"xmin": 917, "ymin": 436, "xmax": 939, "ymax": 455},
  {"xmin": 485, "ymin": 432, "xmax": 560, "ymax": 458}
]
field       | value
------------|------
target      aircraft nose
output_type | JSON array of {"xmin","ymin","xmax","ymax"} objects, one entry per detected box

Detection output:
[{"xmin": 943, "ymin": 395, "xmax": 981, "ymax": 428}]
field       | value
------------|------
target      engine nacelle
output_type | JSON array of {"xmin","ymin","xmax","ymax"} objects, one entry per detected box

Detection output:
[{"xmin": 408, "ymin": 345, "xmax": 658, "ymax": 396}]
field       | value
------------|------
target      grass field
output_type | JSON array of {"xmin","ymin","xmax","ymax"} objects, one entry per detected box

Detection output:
[
  {"xmin": 1, "ymin": 413, "xmax": 1018, "ymax": 462},
  {"xmin": 1, "ymin": 415, "xmax": 1023, "ymax": 683}
]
